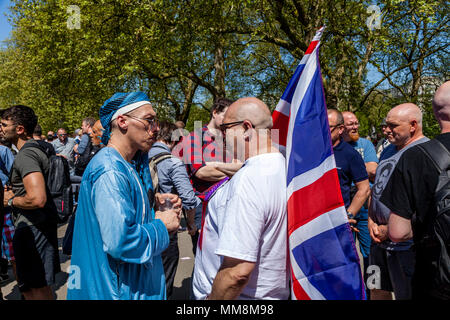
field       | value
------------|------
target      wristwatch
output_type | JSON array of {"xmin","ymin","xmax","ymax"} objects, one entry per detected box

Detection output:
[{"xmin": 7, "ymin": 196, "xmax": 15, "ymax": 208}]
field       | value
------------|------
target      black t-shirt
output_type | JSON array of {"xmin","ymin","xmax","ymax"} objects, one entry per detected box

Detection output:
[
  {"xmin": 380, "ymin": 132, "xmax": 450, "ymax": 297},
  {"xmin": 380, "ymin": 133, "xmax": 450, "ymax": 243}
]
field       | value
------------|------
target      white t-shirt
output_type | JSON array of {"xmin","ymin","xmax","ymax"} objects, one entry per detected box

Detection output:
[{"xmin": 192, "ymin": 152, "xmax": 289, "ymax": 300}]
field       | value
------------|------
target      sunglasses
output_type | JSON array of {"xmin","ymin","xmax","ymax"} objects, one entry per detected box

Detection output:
[{"xmin": 125, "ymin": 114, "xmax": 159, "ymax": 131}]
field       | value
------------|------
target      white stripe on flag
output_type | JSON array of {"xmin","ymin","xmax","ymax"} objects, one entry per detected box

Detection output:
[
  {"xmin": 274, "ymin": 99, "xmax": 291, "ymax": 117},
  {"xmin": 313, "ymin": 27, "xmax": 325, "ymax": 41},
  {"xmin": 299, "ymin": 54, "xmax": 310, "ymax": 65},
  {"xmin": 289, "ymin": 205, "xmax": 349, "ymax": 300},
  {"xmin": 285, "ymin": 46, "xmax": 319, "ymax": 165},
  {"xmin": 287, "ymin": 154, "xmax": 336, "ymax": 200},
  {"xmin": 290, "ymin": 250, "xmax": 326, "ymax": 300},
  {"xmin": 289, "ymin": 206, "xmax": 348, "ymax": 250}
]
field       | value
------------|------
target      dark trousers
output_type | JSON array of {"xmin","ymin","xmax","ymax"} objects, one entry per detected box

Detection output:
[
  {"xmin": 0, "ymin": 258, "xmax": 8, "ymax": 275},
  {"xmin": 190, "ymin": 231, "xmax": 199, "ymax": 256},
  {"xmin": 161, "ymin": 232, "xmax": 179, "ymax": 299}
]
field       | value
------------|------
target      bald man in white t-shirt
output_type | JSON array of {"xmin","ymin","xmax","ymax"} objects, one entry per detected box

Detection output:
[{"xmin": 192, "ymin": 97, "xmax": 289, "ymax": 300}]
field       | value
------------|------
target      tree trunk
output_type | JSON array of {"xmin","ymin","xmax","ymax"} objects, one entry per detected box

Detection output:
[{"xmin": 214, "ymin": 38, "xmax": 226, "ymax": 98}]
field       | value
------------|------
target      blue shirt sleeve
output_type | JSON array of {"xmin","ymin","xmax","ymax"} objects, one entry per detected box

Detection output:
[
  {"xmin": 77, "ymin": 134, "xmax": 90, "ymax": 154},
  {"xmin": 361, "ymin": 139, "xmax": 379, "ymax": 163},
  {"xmin": 168, "ymin": 158, "xmax": 202, "ymax": 210},
  {"xmin": 0, "ymin": 146, "xmax": 14, "ymax": 185}
]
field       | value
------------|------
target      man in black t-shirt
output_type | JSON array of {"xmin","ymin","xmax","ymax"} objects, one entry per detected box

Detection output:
[
  {"xmin": 0, "ymin": 105, "xmax": 60, "ymax": 300},
  {"xmin": 380, "ymin": 81, "xmax": 450, "ymax": 299}
]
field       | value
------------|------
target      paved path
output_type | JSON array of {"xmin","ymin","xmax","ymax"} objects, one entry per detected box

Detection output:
[
  {"xmin": 2, "ymin": 223, "xmax": 379, "ymax": 300},
  {"xmin": 1, "ymin": 221, "xmax": 195, "ymax": 300}
]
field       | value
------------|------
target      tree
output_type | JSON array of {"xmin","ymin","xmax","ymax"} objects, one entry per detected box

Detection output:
[{"xmin": 0, "ymin": 0, "xmax": 447, "ymax": 134}]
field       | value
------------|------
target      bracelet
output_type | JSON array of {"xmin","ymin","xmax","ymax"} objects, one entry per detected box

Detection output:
[{"xmin": 7, "ymin": 196, "xmax": 15, "ymax": 208}]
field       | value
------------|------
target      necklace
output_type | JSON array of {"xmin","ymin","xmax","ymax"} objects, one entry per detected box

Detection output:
[{"xmin": 108, "ymin": 142, "xmax": 128, "ymax": 161}]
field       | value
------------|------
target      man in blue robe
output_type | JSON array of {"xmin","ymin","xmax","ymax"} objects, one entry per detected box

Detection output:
[{"xmin": 67, "ymin": 92, "xmax": 181, "ymax": 300}]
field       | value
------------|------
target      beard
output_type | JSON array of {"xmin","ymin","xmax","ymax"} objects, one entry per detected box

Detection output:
[{"xmin": 348, "ymin": 131, "xmax": 360, "ymax": 142}]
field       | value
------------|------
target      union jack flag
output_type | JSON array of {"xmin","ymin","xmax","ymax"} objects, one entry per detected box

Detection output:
[{"xmin": 272, "ymin": 27, "xmax": 366, "ymax": 300}]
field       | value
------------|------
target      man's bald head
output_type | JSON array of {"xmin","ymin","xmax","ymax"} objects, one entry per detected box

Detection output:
[
  {"xmin": 327, "ymin": 109, "xmax": 344, "ymax": 126},
  {"xmin": 432, "ymin": 81, "xmax": 450, "ymax": 126},
  {"xmin": 341, "ymin": 111, "xmax": 360, "ymax": 142},
  {"xmin": 342, "ymin": 111, "xmax": 357, "ymax": 121},
  {"xmin": 387, "ymin": 103, "xmax": 422, "ymax": 126},
  {"xmin": 225, "ymin": 97, "xmax": 273, "ymax": 129},
  {"xmin": 385, "ymin": 103, "xmax": 424, "ymax": 148}
]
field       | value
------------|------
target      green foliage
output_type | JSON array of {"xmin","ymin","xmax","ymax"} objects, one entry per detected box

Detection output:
[
  {"xmin": 185, "ymin": 105, "xmax": 211, "ymax": 132},
  {"xmin": 0, "ymin": 0, "xmax": 447, "ymax": 134}
]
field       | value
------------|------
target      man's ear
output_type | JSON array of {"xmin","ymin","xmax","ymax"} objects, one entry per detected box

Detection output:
[
  {"xmin": 410, "ymin": 120, "xmax": 417, "ymax": 133},
  {"xmin": 115, "ymin": 115, "xmax": 128, "ymax": 130},
  {"xmin": 15, "ymin": 124, "xmax": 25, "ymax": 136}
]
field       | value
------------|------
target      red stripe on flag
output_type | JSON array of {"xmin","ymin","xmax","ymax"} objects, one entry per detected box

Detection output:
[
  {"xmin": 272, "ymin": 110, "xmax": 289, "ymax": 147},
  {"xmin": 291, "ymin": 267, "xmax": 311, "ymax": 300},
  {"xmin": 287, "ymin": 168, "xmax": 344, "ymax": 236},
  {"xmin": 305, "ymin": 40, "xmax": 319, "ymax": 55}
]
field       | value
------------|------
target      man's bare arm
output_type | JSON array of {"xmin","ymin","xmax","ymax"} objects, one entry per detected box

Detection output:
[
  {"xmin": 388, "ymin": 212, "xmax": 413, "ymax": 242},
  {"xmin": 365, "ymin": 162, "xmax": 378, "ymax": 183},
  {"xmin": 5, "ymin": 172, "xmax": 47, "ymax": 209},
  {"xmin": 208, "ymin": 257, "xmax": 255, "ymax": 300},
  {"xmin": 347, "ymin": 179, "xmax": 370, "ymax": 216},
  {"xmin": 212, "ymin": 162, "xmax": 243, "ymax": 177},
  {"xmin": 194, "ymin": 166, "xmax": 227, "ymax": 182}
]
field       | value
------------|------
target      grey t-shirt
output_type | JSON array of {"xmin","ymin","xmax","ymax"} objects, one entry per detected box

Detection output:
[
  {"xmin": 370, "ymin": 136, "xmax": 429, "ymax": 250},
  {"xmin": 10, "ymin": 140, "xmax": 56, "ymax": 229}
]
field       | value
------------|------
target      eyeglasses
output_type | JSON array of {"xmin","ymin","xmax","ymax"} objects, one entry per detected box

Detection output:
[
  {"xmin": 345, "ymin": 121, "xmax": 359, "ymax": 128},
  {"xmin": 329, "ymin": 123, "xmax": 343, "ymax": 131},
  {"xmin": 58, "ymin": 133, "xmax": 68, "ymax": 137},
  {"xmin": 219, "ymin": 120, "xmax": 256, "ymax": 135},
  {"xmin": 125, "ymin": 114, "xmax": 159, "ymax": 131},
  {"xmin": 219, "ymin": 121, "xmax": 244, "ymax": 134}
]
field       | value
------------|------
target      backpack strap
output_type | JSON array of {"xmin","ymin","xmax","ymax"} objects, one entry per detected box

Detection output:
[
  {"xmin": 149, "ymin": 152, "xmax": 173, "ymax": 192},
  {"xmin": 417, "ymin": 139, "xmax": 450, "ymax": 173},
  {"xmin": 150, "ymin": 152, "xmax": 173, "ymax": 165}
]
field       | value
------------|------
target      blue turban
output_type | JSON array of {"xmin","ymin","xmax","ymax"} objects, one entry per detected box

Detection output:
[{"xmin": 99, "ymin": 92, "xmax": 151, "ymax": 145}]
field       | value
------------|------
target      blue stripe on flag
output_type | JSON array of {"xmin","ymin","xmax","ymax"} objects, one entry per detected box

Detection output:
[
  {"xmin": 280, "ymin": 64, "xmax": 306, "ymax": 103},
  {"xmin": 286, "ymin": 68, "xmax": 331, "ymax": 185},
  {"xmin": 291, "ymin": 224, "xmax": 363, "ymax": 300}
]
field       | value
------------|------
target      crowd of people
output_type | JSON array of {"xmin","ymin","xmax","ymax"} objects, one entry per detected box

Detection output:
[{"xmin": 0, "ymin": 80, "xmax": 449, "ymax": 300}]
